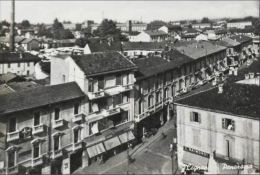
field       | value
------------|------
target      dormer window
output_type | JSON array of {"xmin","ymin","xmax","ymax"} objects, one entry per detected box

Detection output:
[{"xmin": 222, "ymin": 118, "xmax": 235, "ymax": 131}]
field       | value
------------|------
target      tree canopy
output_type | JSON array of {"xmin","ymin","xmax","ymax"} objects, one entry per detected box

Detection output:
[
  {"xmin": 21, "ymin": 20, "xmax": 31, "ymax": 28},
  {"xmin": 147, "ymin": 20, "xmax": 167, "ymax": 30},
  {"xmin": 201, "ymin": 17, "xmax": 211, "ymax": 23}
]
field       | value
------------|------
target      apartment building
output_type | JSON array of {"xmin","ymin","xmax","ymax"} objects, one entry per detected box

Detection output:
[
  {"xmin": 131, "ymin": 30, "xmax": 168, "ymax": 42},
  {"xmin": 175, "ymin": 60, "xmax": 260, "ymax": 174},
  {"xmin": 0, "ymin": 52, "xmax": 41, "ymax": 76},
  {"xmin": 51, "ymin": 51, "xmax": 137, "ymax": 167},
  {"xmin": 0, "ymin": 82, "xmax": 85, "ymax": 175},
  {"xmin": 227, "ymin": 21, "xmax": 252, "ymax": 29}
]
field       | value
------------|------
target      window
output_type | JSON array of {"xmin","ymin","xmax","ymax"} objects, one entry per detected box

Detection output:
[
  {"xmin": 105, "ymin": 76, "xmax": 116, "ymax": 88},
  {"xmin": 62, "ymin": 74, "xmax": 66, "ymax": 83},
  {"xmin": 33, "ymin": 143, "xmax": 40, "ymax": 158},
  {"xmin": 148, "ymin": 95, "xmax": 153, "ymax": 107},
  {"xmin": 116, "ymin": 74, "xmax": 122, "ymax": 85},
  {"xmin": 27, "ymin": 62, "xmax": 30, "ymax": 66},
  {"xmin": 9, "ymin": 118, "xmax": 16, "ymax": 132},
  {"xmin": 54, "ymin": 108, "xmax": 60, "ymax": 120},
  {"xmin": 88, "ymin": 80, "xmax": 93, "ymax": 92},
  {"xmin": 8, "ymin": 151, "xmax": 15, "ymax": 167},
  {"xmin": 138, "ymin": 100, "xmax": 143, "ymax": 114},
  {"xmin": 74, "ymin": 129, "xmax": 81, "ymax": 143},
  {"xmin": 17, "ymin": 63, "xmax": 20, "ymax": 67},
  {"xmin": 190, "ymin": 112, "xmax": 201, "ymax": 123},
  {"xmin": 222, "ymin": 118, "xmax": 235, "ymax": 131},
  {"xmin": 27, "ymin": 70, "xmax": 30, "ymax": 76},
  {"xmin": 122, "ymin": 92, "xmax": 130, "ymax": 103},
  {"xmin": 226, "ymin": 140, "xmax": 230, "ymax": 157},
  {"xmin": 53, "ymin": 136, "xmax": 60, "ymax": 151},
  {"xmin": 74, "ymin": 103, "xmax": 79, "ymax": 115},
  {"xmin": 34, "ymin": 112, "xmax": 40, "ymax": 126},
  {"xmin": 8, "ymin": 63, "xmax": 11, "ymax": 68}
]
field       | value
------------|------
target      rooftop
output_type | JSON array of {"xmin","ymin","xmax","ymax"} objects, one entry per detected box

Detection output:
[
  {"xmin": 87, "ymin": 41, "xmax": 122, "ymax": 53},
  {"xmin": 214, "ymin": 38, "xmax": 240, "ymax": 48},
  {"xmin": 122, "ymin": 42, "xmax": 165, "ymax": 51},
  {"xmin": 176, "ymin": 82, "xmax": 260, "ymax": 120},
  {"xmin": 229, "ymin": 35, "xmax": 252, "ymax": 44},
  {"xmin": 174, "ymin": 41, "xmax": 227, "ymax": 59},
  {"xmin": 0, "ymin": 52, "xmax": 41, "ymax": 63},
  {"xmin": 133, "ymin": 49, "xmax": 193, "ymax": 79},
  {"xmin": 0, "ymin": 82, "xmax": 85, "ymax": 115},
  {"xmin": 144, "ymin": 30, "xmax": 167, "ymax": 36},
  {"xmin": 71, "ymin": 51, "xmax": 137, "ymax": 76}
]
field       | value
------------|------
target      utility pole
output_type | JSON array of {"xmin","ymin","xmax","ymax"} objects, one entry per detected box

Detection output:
[{"xmin": 10, "ymin": 0, "xmax": 15, "ymax": 52}]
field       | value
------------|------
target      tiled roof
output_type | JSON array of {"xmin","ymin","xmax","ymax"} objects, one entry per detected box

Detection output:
[
  {"xmin": 7, "ymin": 81, "xmax": 42, "ymax": 92},
  {"xmin": 0, "ymin": 82, "xmax": 85, "ymax": 115},
  {"xmin": 229, "ymin": 35, "xmax": 252, "ymax": 44},
  {"xmin": 0, "ymin": 84, "xmax": 14, "ymax": 95},
  {"xmin": 122, "ymin": 42, "xmax": 166, "ymax": 51},
  {"xmin": 71, "ymin": 51, "xmax": 137, "ymax": 76},
  {"xmin": 87, "ymin": 42, "xmax": 122, "ymax": 53},
  {"xmin": 0, "ymin": 73, "xmax": 25, "ymax": 83},
  {"xmin": 176, "ymin": 82, "xmax": 260, "ymax": 120},
  {"xmin": 144, "ymin": 30, "xmax": 167, "ymax": 36},
  {"xmin": 214, "ymin": 38, "xmax": 240, "ymax": 47},
  {"xmin": 133, "ymin": 49, "xmax": 193, "ymax": 79},
  {"xmin": 0, "ymin": 52, "xmax": 41, "ymax": 63},
  {"xmin": 174, "ymin": 41, "xmax": 227, "ymax": 59}
]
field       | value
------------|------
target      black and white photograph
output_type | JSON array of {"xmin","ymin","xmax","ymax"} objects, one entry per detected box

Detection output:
[{"xmin": 0, "ymin": 0, "xmax": 259, "ymax": 174}]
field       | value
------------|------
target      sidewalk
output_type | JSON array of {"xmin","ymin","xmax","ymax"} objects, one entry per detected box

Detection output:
[{"xmin": 73, "ymin": 119, "xmax": 176, "ymax": 174}]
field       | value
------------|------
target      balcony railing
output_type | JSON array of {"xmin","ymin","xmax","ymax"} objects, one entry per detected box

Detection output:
[
  {"xmin": 7, "ymin": 166, "xmax": 18, "ymax": 174},
  {"xmin": 122, "ymin": 84, "xmax": 134, "ymax": 91},
  {"xmin": 88, "ymin": 106, "xmax": 121, "ymax": 123},
  {"xmin": 53, "ymin": 119, "xmax": 65, "ymax": 129},
  {"xmin": 32, "ymin": 124, "xmax": 44, "ymax": 135},
  {"xmin": 87, "ymin": 90, "xmax": 105, "ymax": 100},
  {"xmin": 72, "ymin": 113, "xmax": 85, "ymax": 123},
  {"xmin": 32, "ymin": 156, "xmax": 43, "ymax": 167},
  {"xmin": 52, "ymin": 149, "xmax": 63, "ymax": 159},
  {"xmin": 106, "ymin": 107, "xmax": 121, "ymax": 116},
  {"xmin": 73, "ymin": 141, "xmax": 83, "ymax": 151},
  {"xmin": 7, "ymin": 130, "xmax": 20, "ymax": 142}
]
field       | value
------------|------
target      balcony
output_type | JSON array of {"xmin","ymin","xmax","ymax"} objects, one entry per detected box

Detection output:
[
  {"xmin": 121, "ymin": 84, "xmax": 134, "ymax": 92},
  {"xmin": 52, "ymin": 149, "xmax": 63, "ymax": 159},
  {"xmin": 32, "ymin": 124, "xmax": 45, "ymax": 135},
  {"xmin": 32, "ymin": 156, "xmax": 44, "ymax": 167},
  {"xmin": 7, "ymin": 130, "xmax": 20, "ymax": 142},
  {"xmin": 73, "ymin": 141, "xmax": 83, "ymax": 151},
  {"xmin": 88, "ymin": 107, "xmax": 121, "ymax": 123},
  {"xmin": 72, "ymin": 113, "xmax": 85, "ymax": 123},
  {"xmin": 53, "ymin": 119, "xmax": 65, "ymax": 129},
  {"xmin": 135, "ymin": 112, "xmax": 148, "ymax": 122},
  {"xmin": 87, "ymin": 90, "xmax": 105, "ymax": 100}
]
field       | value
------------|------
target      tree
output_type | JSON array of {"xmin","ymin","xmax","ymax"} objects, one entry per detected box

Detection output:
[
  {"xmin": 21, "ymin": 20, "xmax": 31, "ymax": 28},
  {"xmin": 53, "ymin": 18, "xmax": 63, "ymax": 30},
  {"xmin": 201, "ymin": 17, "xmax": 210, "ymax": 23},
  {"xmin": 147, "ymin": 20, "xmax": 167, "ymax": 30},
  {"xmin": 51, "ymin": 18, "xmax": 74, "ymax": 39},
  {"xmin": 75, "ymin": 38, "xmax": 89, "ymax": 47}
]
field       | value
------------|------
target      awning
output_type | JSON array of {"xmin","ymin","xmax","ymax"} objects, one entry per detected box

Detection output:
[
  {"xmin": 182, "ymin": 151, "xmax": 209, "ymax": 167},
  {"xmin": 86, "ymin": 143, "xmax": 106, "ymax": 158},
  {"xmin": 118, "ymin": 131, "xmax": 135, "ymax": 144},
  {"xmin": 104, "ymin": 136, "xmax": 121, "ymax": 151}
]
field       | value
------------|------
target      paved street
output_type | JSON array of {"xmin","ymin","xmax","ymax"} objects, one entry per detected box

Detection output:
[{"xmin": 74, "ymin": 119, "xmax": 179, "ymax": 174}]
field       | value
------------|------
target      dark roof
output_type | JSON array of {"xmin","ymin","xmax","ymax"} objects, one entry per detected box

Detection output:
[
  {"xmin": 176, "ymin": 82, "xmax": 260, "ymax": 120},
  {"xmin": 71, "ymin": 52, "xmax": 137, "ymax": 76},
  {"xmin": 21, "ymin": 38, "xmax": 39, "ymax": 44},
  {"xmin": 7, "ymin": 81, "xmax": 42, "ymax": 92},
  {"xmin": 229, "ymin": 35, "xmax": 252, "ymax": 44},
  {"xmin": 0, "ymin": 73, "xmax": 25, "ymax": 83},
  {"xmin": 133, "ymin": 49, "xmax": 193, "ymax": 78},
  {"xmin": 0, "ymin": 82, "xmax": 85, "ymax": 115},
  {"xmin": 122, "ymin": 42, "xmax": 165, "ymax": 51},
  {"xmin": 175, "ymin": 41, "xmax": 227, "ymax": 59},
  {"xmin": 0, "ymin": 52, "xmax": 41, "ymax": 63},
  {"xmin": 0, "ymin": 84, "xmax": 14, "ymax": 95},
  {"xmin": 144, "ymin": 30, "xmax": 167, "ymax": 36},
  {"xmin": 87, "ymin": 42, "xmax": 122, "ymax": 53}
]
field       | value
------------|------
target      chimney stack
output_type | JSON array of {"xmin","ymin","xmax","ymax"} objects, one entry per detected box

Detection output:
[
  {"xmin": 9, "ymin": 0, "xmax": 15, "ymax": 52},
  {"xmin": 218, "ymin": 83, "xmax": 224, "ymax": 94}
]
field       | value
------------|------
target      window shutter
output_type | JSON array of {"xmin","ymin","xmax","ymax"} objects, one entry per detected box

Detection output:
[
  {"xmin": 190, "ymin": 112, "xmax": 193, "ymax": 122},
  {"xmin": 198, "ymin": 113, "xmax": 201, "ymax": 123},
  {"xmin": 222, "ymin": 118, "xmax": 225, "ymax": 129},
  {"xmin": 232, "ymin": 120, "xmax": 235, "ymax": 131}
]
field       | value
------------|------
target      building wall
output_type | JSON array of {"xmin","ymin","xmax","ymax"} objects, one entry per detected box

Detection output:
[
  {"xmin": 131, "ymin": 32, "xmax": 152, "ymax": 42},
  {"xmin": 227, "ymin": 21, "xmax": 252, "ymax": 29},
  {"xmin": 176, "ymin": 105, "xmax": 260, "ymax": 173},
  {"xmin": 0, "ymin": 62, "xmax": 36, "ymax": 76}
]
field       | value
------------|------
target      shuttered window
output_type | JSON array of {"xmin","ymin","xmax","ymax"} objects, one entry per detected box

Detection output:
[{"xmin": 190, "ymin": 112, "xmax": 201, "ymax": 123}]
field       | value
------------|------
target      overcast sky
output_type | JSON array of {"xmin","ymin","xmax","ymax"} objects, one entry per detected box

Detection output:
[{"xmin": 0, "ymin": 1, "xmax": 259, "ymax": 24}]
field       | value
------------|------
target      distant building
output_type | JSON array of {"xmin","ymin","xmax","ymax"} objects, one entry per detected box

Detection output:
[
  {"xmin": 21, "ymin": 38, "xmax": 40, "ymax": 51},
  {"xmin": 116, "ymin": 21, "xmax": 147, "ymax": 33},
  {"xmin": 175, "ymin": 59, "xmax": 260, "ymax": 174},
  {"xmin": 130, "ymin": 30, "xmax": 168, "ymax": 42},
  {"xmin": 227, "ymin": 21, "xmax": 252, "ymax": 29},
  {"xmin": 62, "ymin": 23, "xmax": 76, "ymax": 30},
  {"xmin": 192, "ymin": 23, "xmax": 211, "ymax": 29},
  {"xmin": 0, "ymin": 52, "xmax": 41, "ymax": 76}
]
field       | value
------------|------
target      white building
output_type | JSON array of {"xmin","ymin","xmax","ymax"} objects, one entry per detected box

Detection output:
[
  {"xmin": 227, "ymin": 21, "xmax": 252, "ymax": 29},
  {"xmin": 129, "ymin": 30, "xmax": 168, "ymax": 42}
]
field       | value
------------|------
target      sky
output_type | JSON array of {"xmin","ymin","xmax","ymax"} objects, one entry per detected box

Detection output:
[{"xmin": 0, "ymin": 1, "xmax": 259, "ymax": 24}]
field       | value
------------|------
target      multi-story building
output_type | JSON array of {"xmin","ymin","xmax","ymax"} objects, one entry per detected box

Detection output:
[
  {"xmin": 0, "ymin": 82, "xmax": 86, "ymax": 174},
  {"xmin": 51, "ymin": 51, "xmax": 137, "ymax": 167},
  {"xmin": 174, "ymin": 59, "xmax": 260, "ymax": 174},
  {"xmin": 192, "ymin": 23, "xmax": 211, "ymax": 29},
  {"xmin": 227, "ymin": 21, "xmax": 252, "ymax": 29},
  {"xmin": 130, "ymin": 30, "xmax": 168, "ymax": 42},
  {"xmin": 0, "ymin": 52, "xmax": 41, "ymax": 76}
]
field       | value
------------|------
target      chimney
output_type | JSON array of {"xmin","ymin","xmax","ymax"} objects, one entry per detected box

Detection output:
[
  {"xmin": 218, "ymin": 83, "xmax": 224, "ymax": 94},
  {"xmin": 9, "ymin": 0, "xmax": 15, "ymax": 52}
]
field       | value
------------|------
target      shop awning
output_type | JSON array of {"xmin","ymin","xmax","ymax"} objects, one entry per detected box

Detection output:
[
  {"xmin": 182, "ymin": 151, "xmax": 209, "ymax": 167},
  {"xmin": 87, "ymin": 143, "xmax": 106, "ymax": 158},
  {"xmin": 104, "ymin": 136, "xmax": 121, "ymax": 151},
  {"xmin": 118, "ymin": 131, "xmax": 135, "ymax": 144}
]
